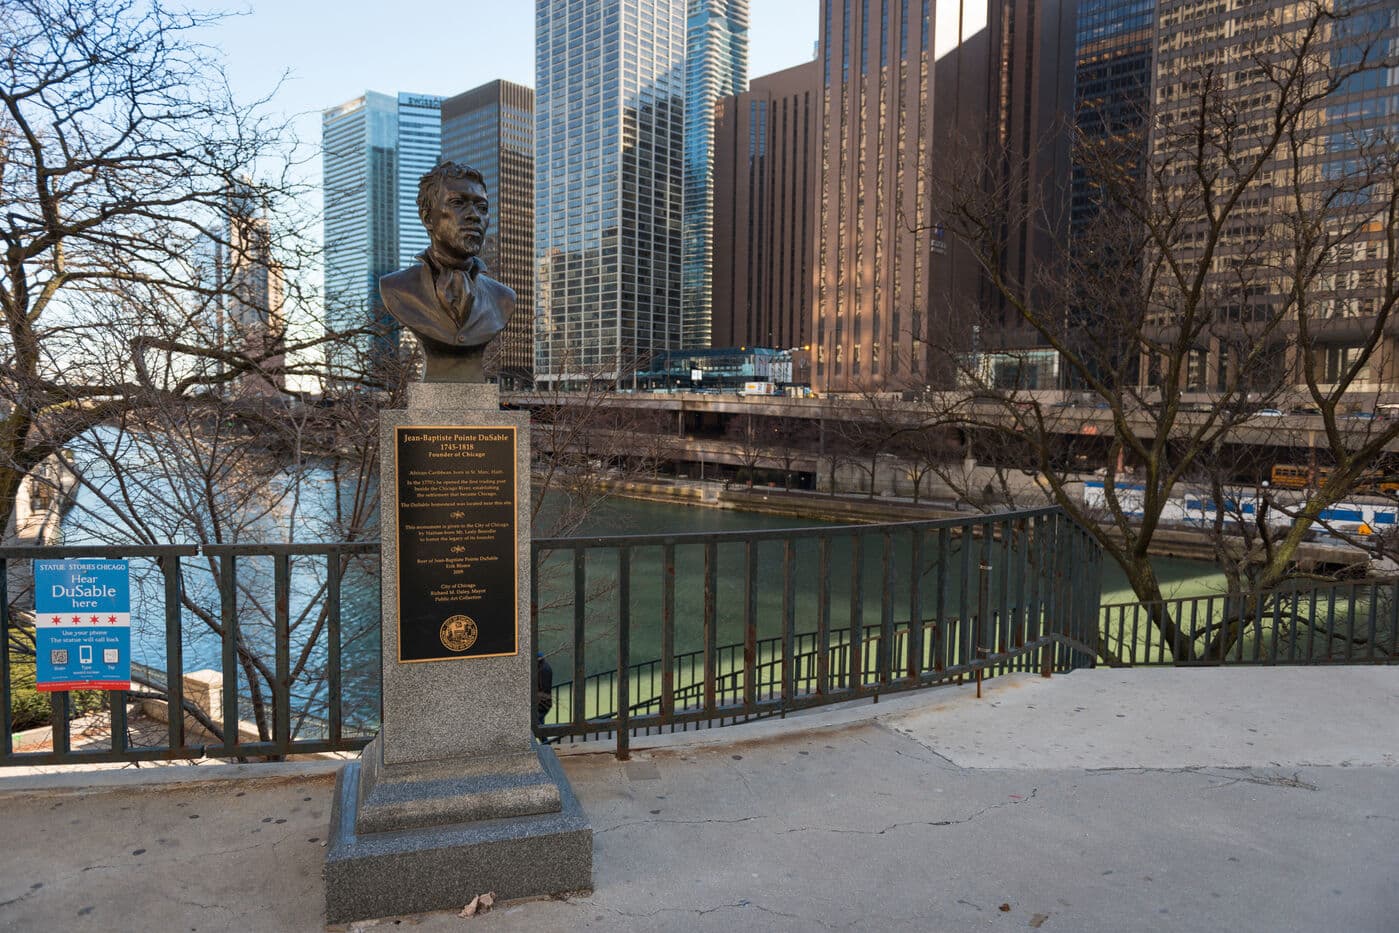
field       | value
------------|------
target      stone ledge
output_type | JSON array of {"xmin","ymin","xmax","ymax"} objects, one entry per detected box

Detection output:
[{"xmin": 0, "ymin": 759, "xmax": 345, "ymax": 798}]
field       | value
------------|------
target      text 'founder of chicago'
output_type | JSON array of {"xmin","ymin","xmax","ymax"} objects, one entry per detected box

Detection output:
[{"xmin": 378, "ymin": 161, "xmax": 514, "ymax": 383}]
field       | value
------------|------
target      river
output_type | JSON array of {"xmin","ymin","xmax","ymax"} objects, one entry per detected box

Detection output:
[
  {"xmin": 56, "ymin": 453, "xmax": 1226, "ymax": 734},
  {"xmin": 58, "ymin": 470, "xmax": 1227, "ymax": 674}
]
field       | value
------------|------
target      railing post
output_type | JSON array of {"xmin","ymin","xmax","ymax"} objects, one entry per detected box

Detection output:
[
  {"xmin": 1, "ymin": 558, "xmax": 11, "ymax": 759},
  {"xmin": 936, "ymin": 527, "xmax": 949, "ymax": 672},
  {"xmin": 703, "ymin": 541, "xmax": 717, "ymax": 715},
  {"xmin": 743, "ymin": 540, "xmax": 758, "ymax": 712},
  {"xmin": 661, "ymin": 542, "xmax": 676, "ymax": 724},
  {"xmin": 877, "ymin": 532, "xmax": 894, "ymax": 692},
  {"xmin": 273, "ymin": 552, "xmax": 291, "ymax": 756},
  {"xmin": 976, "ymin": 557, "xmax": 991, "ymax": 698},
  {"xmin": 327, "ymin": 550, "xmax": 343, "ymax": 744},
  {"xmin": 161, "ymin": 554, "xmax": 185, "ymax": 750},
  {"xmin": 816, "ymin": 537, "xmax": 831, "ymax": 694},
  {"xmin": 781, "ymin": 539, "xmax": 796, "ymax": 715},
  {"xmin": 572, "ymin": 547, "xmax": 587, "ymax": 731},
  {"xmin": 616, "ymin": 546, "xmax": 631, "ymax": 762},
  {"xmin": 908, "ymin": 530, "xmax": 923, "ymax": 681},
  {"xmin": 849, "ymin": 535, "xmax": 864, "ymax": 692},
  {"xmin": 220, "ymin": 554, "xmax": 239, "ymax": 756}
]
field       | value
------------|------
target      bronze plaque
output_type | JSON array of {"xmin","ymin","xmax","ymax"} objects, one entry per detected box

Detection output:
[{"xmin": 395, "ymin": 426, "xmax": 518, "ymax": 662}]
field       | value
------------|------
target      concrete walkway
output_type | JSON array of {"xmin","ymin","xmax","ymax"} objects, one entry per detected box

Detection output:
[{"xmin": 0, "ymin": 667, "xmax": 1395, "ymax": 932}]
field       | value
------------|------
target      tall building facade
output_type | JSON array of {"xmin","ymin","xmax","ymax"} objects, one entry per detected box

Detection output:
[
  {"xmin": 322, "ymin": 91, "xmax": 442, "ymax": 374},
  {"xmin": 683, "ymin": 0, "xmax": 750, "ymax": 348},
  {"xmin": 1145, "ymin": 0, "xmax": 1399, "ymax": 391},
  {"xmin": 442, "ymin": 81, "xmax": 536, "ymax": 385},
  {"xmin": 813, "ymin": 0, "xmax": 1077, "ymax": 393},
  {"xmin": 712, "ymin": 61, "xmax": 820, "ymax": 351},
  {"xmin": 814, "ymin": 0, "xmax": 938, "ymax": 392},
  {"xmin": 1070, "ymin": 0, "xmax": 1155, "ymax": 236},
  {"xmin": 535, "ymin": 0, "xmax": 686, "ymax": 386},
  {"xmin": 217, "ymin": 184, "xmax": 286, "ymax": 395}
]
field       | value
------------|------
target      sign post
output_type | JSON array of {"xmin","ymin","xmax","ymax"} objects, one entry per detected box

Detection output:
[{"xmin": 33, "ymin": 559, "xmax": 131, "ymax": 692}]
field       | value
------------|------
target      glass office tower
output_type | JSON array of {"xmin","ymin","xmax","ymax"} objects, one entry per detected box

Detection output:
[
  {"xmin": 442, "ymin": 81, "xmax": 536, "ymax": 385},
  {"xmin": 322, "ymin": 91, "xmax": 442, "ymax": 375},
  {"xmin": 1070, "ymin": 0, "xmax": 1155, "ymax": 237},
  {"xmin": 535, "ymin": 0, "xmax": 686, "ymax": 385},
  {"xmin": 682, "ymin": 0, "xmax": 749, "ymax": 349},
  {"xmin": 395, "ymin": 94, "xmax": 446, "ymax": 266}
]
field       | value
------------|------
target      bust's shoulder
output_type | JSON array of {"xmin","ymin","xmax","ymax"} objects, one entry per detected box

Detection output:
[
  {"xmin": 380, "ymin": 264, "xmax": 426, "ymax": 295},
  {"xmin": 477, "ymin": 273, "xmax": 516, "ymax": 304}
]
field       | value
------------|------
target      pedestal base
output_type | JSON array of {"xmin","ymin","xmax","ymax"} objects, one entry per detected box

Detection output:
[
  {"xmin": 324, "ymin": 744, "xmax": 592, "ymax": 924},
  {"xmin": 355, "ymin": 735, "xmax": 562, "ymax": 834}
]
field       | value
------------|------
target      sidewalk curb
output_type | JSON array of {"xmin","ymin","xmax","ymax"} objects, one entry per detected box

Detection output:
[
  {"xmin": 552, "ymin": 674, "xmax": 1021, "ymax": 758},
  {"xmin": 0, "ymin": 759, "xmax": 349, "ymax": 799}
]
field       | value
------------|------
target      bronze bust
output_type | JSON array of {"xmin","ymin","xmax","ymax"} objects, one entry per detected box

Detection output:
[{"xmin": 379, "ymin": 161, "xmax": 515, "ymax": 383}]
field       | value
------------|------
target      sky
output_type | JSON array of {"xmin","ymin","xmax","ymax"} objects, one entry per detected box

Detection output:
[{"xmin": 200, "ymin": 0, "xmax": 821, "ymax": 160}]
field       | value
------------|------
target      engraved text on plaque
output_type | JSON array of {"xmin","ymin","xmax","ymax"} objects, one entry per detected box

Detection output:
[{"xmin": 395, "ymin": 426, "xmax": 518, "ymax": 662}]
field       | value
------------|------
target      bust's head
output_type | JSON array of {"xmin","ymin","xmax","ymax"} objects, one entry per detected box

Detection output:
[{"xmin": 417, "ymin": 161, "xmax": 490, "ymax": 267}]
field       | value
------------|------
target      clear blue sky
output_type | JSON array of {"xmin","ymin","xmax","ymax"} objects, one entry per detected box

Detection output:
[{"xmin": 202, "ymin": 1, "xmax": 821, "ymax": 156}]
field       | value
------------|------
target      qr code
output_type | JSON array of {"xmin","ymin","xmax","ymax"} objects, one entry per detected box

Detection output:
[
  {"xmin": 50, "ymin": 649, "xmax": 68, "ymax": 665},
  {"xmin": 103, "ymin": 649, "xmax": 119, "ymax": 665}
]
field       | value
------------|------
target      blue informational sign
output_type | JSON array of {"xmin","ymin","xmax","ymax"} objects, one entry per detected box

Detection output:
[{"xmin": 34, "ymin": 559, "xmax": 132, "ymax": 692}]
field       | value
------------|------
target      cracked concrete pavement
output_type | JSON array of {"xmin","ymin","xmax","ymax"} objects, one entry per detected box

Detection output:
[{"xmin": 1, "ymin": 667, "xmax": 1396, "ymax": 932}]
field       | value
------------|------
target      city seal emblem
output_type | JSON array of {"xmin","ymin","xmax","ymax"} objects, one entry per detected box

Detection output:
[{"xmin": 440, "ymin": 614, "xmax": 478, "ymax": 652}]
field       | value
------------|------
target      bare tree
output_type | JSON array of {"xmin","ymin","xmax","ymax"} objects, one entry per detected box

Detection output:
[
  {"xmin": 926, "ymin": 0, "xmax": 1399, "ymax": 659},
  {"xmin": 0, "ymin": 0, "xmax": 391, "ymax": 743},
  {"xmin": 630, "ymin": 408, "xmax": 681, "ymax": 480},
  {"xmin": 887, "ymin": 422, "xmax": 962, "ymax": 504},
  {"xmin": 723, "ymin": 413, "xmax": 767, "ymax": 488},
  {"xmin": 761, "ymin": 417, "xmax": 819, "ymax": 491},
  {"xmin": 0, "ymin": 0, "xmax": 352, "ymax": 539}
]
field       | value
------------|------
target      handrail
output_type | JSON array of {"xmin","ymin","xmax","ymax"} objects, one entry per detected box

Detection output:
[
  {"xmin": 1099, "ymin": 576, "xmax": 1399, "ymax": 666},
  {"xmin": 3, "ymin": 505, "xmax": 1104, "ymax": 766},
  {"xmin": 532, "ymin": 506, "xmax": 1104, "ymax": 758}
]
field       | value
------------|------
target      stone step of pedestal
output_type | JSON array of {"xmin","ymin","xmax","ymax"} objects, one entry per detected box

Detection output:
[
  {"xmin": 325, "ymin": 744, "xmax": 592, "ymax": 924},
  {"xmin": 356, "ymin": 738, "xmax": 564, "ymax": 834}
]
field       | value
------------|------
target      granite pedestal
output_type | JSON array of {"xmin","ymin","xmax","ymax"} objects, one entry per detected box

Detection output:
[{"xmin": 324, "ymin": 383, "xmax": 592, "ymax": 924}]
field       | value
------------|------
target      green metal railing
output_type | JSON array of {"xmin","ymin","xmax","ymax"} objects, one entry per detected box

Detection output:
[
  {"xmin": 531, "ymin": 507, "xmax": 1104, "ymax": 758},
  {"xmin": 2, "ymin": 507, "xmax": 1103, "ymax": 767},
  {"xmin": 1100, "ymin": 576, "xmax": 1399, "ymax": 666},
  {"xmin": 2, "ymin": 542, "xmax": 379, "ymax": 766}
]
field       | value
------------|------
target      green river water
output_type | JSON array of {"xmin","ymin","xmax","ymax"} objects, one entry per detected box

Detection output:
[{"xmin": 536, "ymin": 495, "xmax": 1228, "ymax": 680}]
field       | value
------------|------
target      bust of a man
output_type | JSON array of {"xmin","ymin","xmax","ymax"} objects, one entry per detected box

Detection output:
[{"xmin": 378, "ymin": 161, "xmax": 515, "ymax": 383}]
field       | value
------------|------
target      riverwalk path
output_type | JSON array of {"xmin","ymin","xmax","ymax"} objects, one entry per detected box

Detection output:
[{"xmin": 0, "ymin": 665, "xmax": 1395, "ymax": 932}]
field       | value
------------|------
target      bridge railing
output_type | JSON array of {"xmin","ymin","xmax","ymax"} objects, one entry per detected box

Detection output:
[
  {"xmin": 2, "ymin": 542, "xmax": 379, "ymax": 767},
  {"xmin": 1100, "ymin": 576, "xmax": 1399, "ymax": 666},
  {"xmin": 2, "ymin": 507, "xmax": 1104, "ymax": 767},
  {"xmin": 532, "ymin": 507, "xmax": 1104, "ymax": 758}
]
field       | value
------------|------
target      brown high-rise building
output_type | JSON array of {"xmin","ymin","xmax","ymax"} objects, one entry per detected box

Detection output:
[
  {"xmin": 814, "ymin": 0, "xmax": 1077, "ymax": 392},
  {"xmin": 442, "ymin": 80, "xmax": 535, "ymax": 386},
  {"xmin": 712, "ymin": 61, "xmax": 820, "ymax": 351},
  {"xmin": 1143, "ymin": 0, "xmax": 1399, "ymax": 393}
]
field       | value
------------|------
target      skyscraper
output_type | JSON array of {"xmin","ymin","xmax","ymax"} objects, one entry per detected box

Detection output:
[
  {"xmin": 712, "ymin": 61, "xmax": 820, "ymax": 351},
  {"xmin": 1145, "ymin": 0, "xmax": 1399, "ymax": 391},
  {"xmin": 1071, "ymin": 0, "xmax": 1155, "ymax": 237},
  {"xmin": 535, "ymin": 0, "xmax": 686, "ymax": 386},
  {"xmin": 813, "ymin": 0, "xmax": 1076, "ymax": 392},
  {"xmin": 322, "ymin": 91, "xmax": 442, "ymax": 375},
  {"xmin": 442, "ymin": 81, "xmax": 536, "ymax": 385},
  {"xmin": 683, "ymin": 0, "xmax": 749, "ymax": 349},
  {"xmin": 217, "ymin": 183, "xmax": 286, "ymax": 396},
  {"xmin": 814, "ymin": 0, "xmax": 940, "ymax": 391}
]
